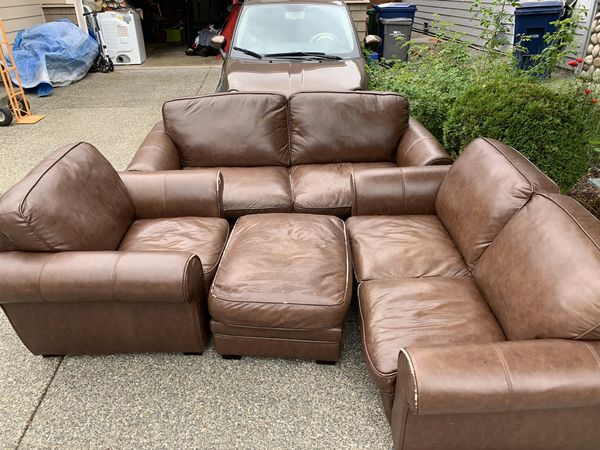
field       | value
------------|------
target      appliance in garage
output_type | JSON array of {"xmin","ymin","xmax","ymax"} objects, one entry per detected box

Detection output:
[{"xmin": 96, "ymin": 9, "xmax": 146, "ymax": 65}]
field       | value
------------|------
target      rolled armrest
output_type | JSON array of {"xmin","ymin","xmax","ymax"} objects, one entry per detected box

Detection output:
[
  {"xmin": 351, "ymin": 166, "xmax": 449, "ymax": 216},
  {"xmin": 397, "ymin": 117, "xmax": 452, "ymax": 167},
  {"xmin": 127, "ymin": 122, "xmax": 182, "ymax": 171},
  {"xmin": 396, "ymin": 340, "xmax": 600, "ymax": 416},
  {"xmin": 119, "ymin": 170, "xmax": 223, "ymax": 218},
  {"xmin": 0, "ymin": 251, "xmax": 204, "ymax": 304}
]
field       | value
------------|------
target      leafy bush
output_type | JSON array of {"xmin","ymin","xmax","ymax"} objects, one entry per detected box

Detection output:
[
  {"xmin": 367, "ymin": 26, "xmax": 475, "ymax": 141},
  {"xmin": 443, "ymin": 78, "xmax": 599, "ymax": 191}
]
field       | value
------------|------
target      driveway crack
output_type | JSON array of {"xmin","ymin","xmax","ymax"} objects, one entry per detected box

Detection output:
[{"xmin": 15, "ymin": 356, "xmax": 64, "ymax": 449}]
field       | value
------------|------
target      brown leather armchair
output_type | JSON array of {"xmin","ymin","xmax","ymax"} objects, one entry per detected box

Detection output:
[
  {"xmin": 126, "ymin": 91, "xmax": 452, "ymax": 218},
  {"xmin": 348, "ymin": 137, "xmax": 600, "ymax": 449},
  {"xmin": 0, "ymin": 143, "xmax": 229, "ymax": 356}
]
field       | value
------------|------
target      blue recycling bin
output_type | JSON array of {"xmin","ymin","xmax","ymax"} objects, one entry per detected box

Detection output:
[
  {"xmin": 373, "ymin": 3, "xmax": 417, "ymax": 56},
  {"xmin": 514, "ymin": 1, "xmax": 564, "ymax": 71}
]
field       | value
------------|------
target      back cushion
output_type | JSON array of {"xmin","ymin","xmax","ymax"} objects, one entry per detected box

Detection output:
[
  {"xmin": 473, "ymin": 193, "xmax": 600, "ymax": 340},
  {"xmin": 0, "ymin": 143, "xmax": 134, "ymax": 252},
  {"xmin": 163, "ymin": 93, "xmax": 290, "ymax": 167},
  {"xmin": 435, "ymin": 138, "xmax": 559, "ymax": 267},
  {"xmin": 289, "ymin": 91, "xmax": 409, "ymax": 165}
]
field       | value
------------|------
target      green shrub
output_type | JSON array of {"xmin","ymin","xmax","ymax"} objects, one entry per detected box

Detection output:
[
  {"xmin": 367, "ymin": 28, "xmax": 475, "ymax": 141},
  {"xmin": 443, "ymin": 78, "xmax": 598, "ymax": 191}
]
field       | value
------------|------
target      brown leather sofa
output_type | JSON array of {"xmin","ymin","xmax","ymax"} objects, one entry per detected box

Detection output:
[
  {"xmin": 0, "ymin": 143, "xmax": 228, "ymax": 356},
  {"xmin": 126, "ymin": 91, "xmax": 452, "ymax": 218},
  {"xmin": 348, "ymin": 137, "xmax": 600, "ymax": 450}
]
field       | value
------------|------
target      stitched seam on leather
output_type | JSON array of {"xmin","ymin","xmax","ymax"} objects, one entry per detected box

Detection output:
[
  {"xmin": 286, "ymin": 96, "xmax": 292, "ymax": 166},
  {"xmin": 211, "ymin": 293, "xmax": 349, "ymax": 307},
  {"xmin": 205, "ymin": 221, "xmax": 229, "ymax": 275},
  {"xmin": 209, "ymin": 218, "xmax": 242, "ymax": 298},
  {"xmin": 213, "ymin": 334, "xmax": 339, "ymax": 345},
  {"xmin": 400, "ymin": 137, "xmax": 428, "ymax": 166},
  {"xmin": 577, "ymin": 321, "xmax": 600, "ymax": 340},
  {"xmin": 351, "ymin": 171, "xmax": 358, "ymax": 216},
  {"xmin": 213, "ymin": 322, "xmax": 341, "ymax": 332},
  {"xmin": 0, "ymin": 229, "xmax": 15, "ymax": 249},
  {"xmin": 342, "ymin": 220, "xmax": 351, "ymax": 307},
  {"xmin": 38, "ymin": 254, "xmax": 53, "ymax": 302},
  {"xmin": 293, "ymin": 205, "xmax": 352, "ymax": 212},
  {"xmin": 491, "ymin": 343, "xmax": 512, "ymax": 412},
  {"xmin": 481, "ymin": 138, "xmax": 537, "ymax": 194},
  {"xmin": 584, "ymin": 343, "xmax": 600, "ymax": 369},
  {"xmin": 400, "ymin": 349, "xmax": 419, "ymax": 415},
  {"xmin": 357, "ymin": 283, "xmax": 397, "ymax": 380},
  {"xmin": 139, "ymin": 145, "xmax": 168, "ymax": 152},
  {"xmin": 538, "ymin": 193, "xmax": 600, "ymax": 251},
  {"xmin": 215, "ymin": 171, "xmax": 222, "ymax": 218},
  {"xmin": 161, "ymin": 174, "xmax": 168, "ymax": 217},
  {"xmin": 400, "ymin": 169, "xmax": 406, "ymax": 213},
  {"xmin": 224, "ymin": 204, "xmax": 294, "ymax": 213},
  {"xmin": 112, "ymin": 253, "xmax": 122, "ymax": 302},
  {"xmin": 288, "ymin": 167, "xmax": 296, "ymax": 208},
  {"xmin": 424, "ymin": 157, "xmax": 453, "ymax": 166},
  {"xmin": 182, "ymin": 256, "xmax": 194, "ymax": 303}
]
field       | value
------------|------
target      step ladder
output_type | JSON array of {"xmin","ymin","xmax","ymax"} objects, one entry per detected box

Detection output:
[{"xmin": 0, "ymin": 18, "xmax": 44, "ymax": 125}]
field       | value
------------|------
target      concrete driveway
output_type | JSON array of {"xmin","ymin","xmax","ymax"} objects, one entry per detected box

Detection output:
[{"xmin": 0, "ymin": 67, "xmax": 392, "ymax": 449}]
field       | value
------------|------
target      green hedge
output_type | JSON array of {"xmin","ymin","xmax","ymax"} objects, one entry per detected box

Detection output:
[{"xmin": 443, "ymin": 79, "xmax": 596, "ymax": 192}]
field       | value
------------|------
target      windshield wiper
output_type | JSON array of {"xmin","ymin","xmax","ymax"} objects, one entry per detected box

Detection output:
[
  {"xmin": 232, "ymin": 46, "xmax": 263, "ymax": 59},
  {"xmin": 263, "ymin": 52, "xmax": 343, "ymax": 60}
]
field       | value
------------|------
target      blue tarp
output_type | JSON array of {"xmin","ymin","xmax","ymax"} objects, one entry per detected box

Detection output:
[{"xmin": 7, "ymin": 20, "xmax": 98, "ymax": 97}]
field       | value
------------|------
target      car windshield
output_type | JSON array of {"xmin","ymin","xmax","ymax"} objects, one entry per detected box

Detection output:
[{"xmin": 232, "ymin": 3, "xmax": 359, "ymax": 58}]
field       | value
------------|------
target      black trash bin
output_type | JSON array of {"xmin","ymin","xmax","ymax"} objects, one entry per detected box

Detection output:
[
  {"xmin": 381, "ymin": 17, "xmax": 413, "ymax": 60},
  {"xmin": 514, "ymin": 1, "xmax": 564, "ymax": 71},
  {"xmin": 373, "ymin": 3, "xmax": 416, "ymax": 57}
]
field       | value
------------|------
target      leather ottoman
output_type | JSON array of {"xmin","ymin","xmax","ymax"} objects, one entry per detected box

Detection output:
[{"xmin": 208, "ymin": 213, "xmax": 352, "ymax": 362}]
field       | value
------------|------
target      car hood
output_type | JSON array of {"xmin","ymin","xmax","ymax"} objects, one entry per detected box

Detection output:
[{"xmin": 221, "ymin": 58, "xmax": 366, "ymax": 94}]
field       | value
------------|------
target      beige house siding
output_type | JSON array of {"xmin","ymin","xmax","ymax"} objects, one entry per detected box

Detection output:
[
  {"xmin": 347, "ymin": 0, "xmax": 370, "ymax": 40},
  {"xmin": 409, "ymin": 0, "xmax": 595, "ymax": 57},
  {"xmin": 0, "ymin": 1, "xmax": 45, "ymax": 44},
  {"xmin": 42, "ymin": 5, "xmax": 77, "ymax": 24}
]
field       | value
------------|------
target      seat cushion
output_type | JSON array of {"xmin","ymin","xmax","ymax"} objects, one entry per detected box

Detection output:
[
  {"xmin": 184, "ymin": 166, "xmax": 293, "ymax": 219},
  {"xmin": 163, "ymin": 92, "xmax": 290, "ymax": 167},
  {"xmin": 0, "ymin": 143, "xmax": 134, "ymax": 252},
  {"xmin": 347, "ymin": 215, "xmax": 469, "ymax": 282},
  {"xmin": 209, "ymin": 213, "xmax": 351, "ymax": 330},
  {"xmin": 290, "ymin": 162, "xmax": 396, "ymax": 216},
  {"xmin": 289, "ymin": 91, "xmax": 409, "ymax": 165},
  {"xmin": 474, "ymin": 193, "xmax": 600, "ymax": 341},
  {"xmin": 359, "ymin": 277, "xmax": 505, "ymax": 415},
  {"xmin": 119, "ymin": 217, "xmax": 229, "ymax": 285},
  {"xmin": 435, "ymin": 138, "xmax": 559, "ymax": 268}
]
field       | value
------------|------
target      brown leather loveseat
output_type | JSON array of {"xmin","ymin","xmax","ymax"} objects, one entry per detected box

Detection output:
[
  {"xmin": 348, "ymin": 137, "xmax": 600, "ymax": 449},
  {"xmin": 0, "ymin": 143, "xmax": 228, "ymax": 356},
  {"xmin": 127, "ymin": 91, "xmax": 452, "ymax": 218}
]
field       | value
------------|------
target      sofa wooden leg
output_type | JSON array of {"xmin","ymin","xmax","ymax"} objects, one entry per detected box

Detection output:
[
  {"xmin": 221, "ymin": 354, "xmax": 242, "ymax": 360},
  {"xmin": 41, "ymin": 354, "xmax": 62, "ymax": 358}
]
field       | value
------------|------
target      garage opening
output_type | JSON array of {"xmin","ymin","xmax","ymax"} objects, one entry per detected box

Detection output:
[{"xmin": 124, "ymin": 0, "xmax": 231, "ymax": 67}]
